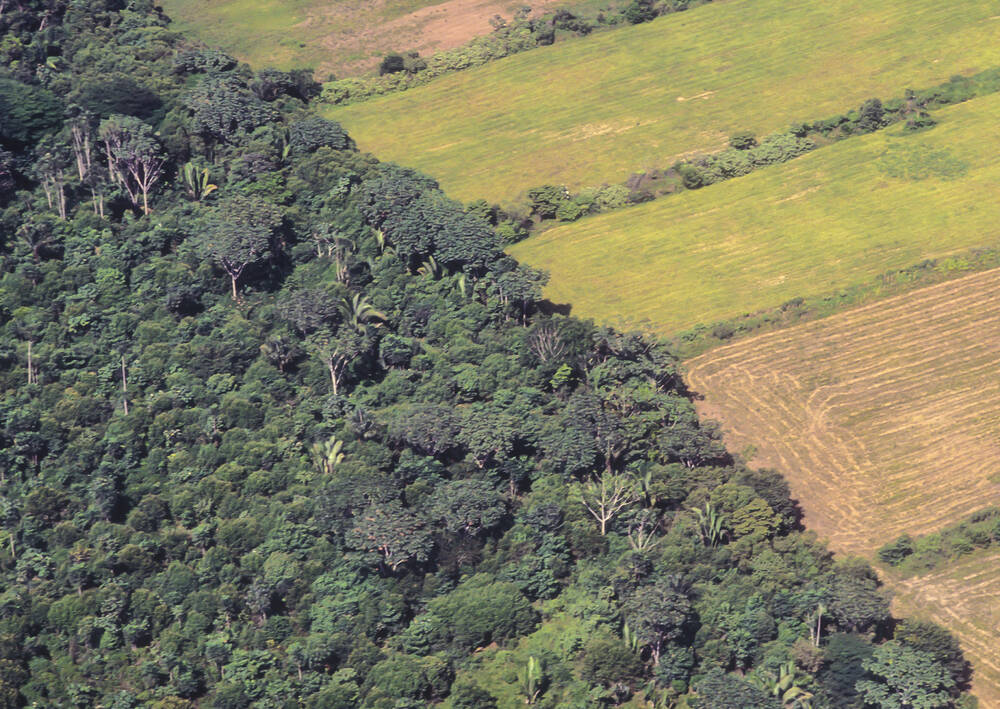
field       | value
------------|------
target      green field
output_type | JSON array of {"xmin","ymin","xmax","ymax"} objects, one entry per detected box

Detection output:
[
  {"xmin": 326, "ymin": 0, "xmax": 1000, "ymax": 203},
  {"xmin": 507, "ymin": 92, "xmax": 1000, "ymax": 334}
]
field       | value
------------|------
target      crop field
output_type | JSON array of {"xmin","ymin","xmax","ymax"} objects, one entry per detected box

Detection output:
[
  {"xmin": 326, "ymin": 0, "xmax": 1000, "ymax": 202},
  {"xmin": 685, "ymin": 269, "xmax": 1000, "ymax": 703},
  {"xmin": 160, "ymin": 0, "xmax": 566, "ymax": 78},
  {"xmin": 508, "ymin": 92, "xmax": 1000, "ymax": 334}
]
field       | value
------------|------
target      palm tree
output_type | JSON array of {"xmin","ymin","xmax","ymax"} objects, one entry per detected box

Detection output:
[
  {"xmin": 339, "ymin": 293, "xmax": 386, "ymax": 332},
  {"xmin": 691, "ymin": 503, "xmax": 727, "ymax": 547}
]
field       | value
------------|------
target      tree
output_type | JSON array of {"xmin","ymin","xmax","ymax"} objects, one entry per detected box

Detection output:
[
  {"xmin": 856, "ymin": 641, "xmax": 954, "ymax": 709},
  {"xmin": 517, "ymin": 656, "xmax": 546, "ymax": 705},
  {"xmin": 623, "ymin": 582, "xmax": 693, "ymax": 665},
  {"xmin": 577, "ymin": 471, "xmax": 640, "ymax": 535},
  {"xmin": 345, "ymin": 502, "xmax": 433, "ymax": 573},
  {"xmin": 201, "ymin": 195, "xmax": 283, "ymax": 299},
  {"xmin": 185, "ymin": 74, "xmax": 273, "ymax": 146},
  {"xmin": 98, "ymin": 115, "xmax": 165, "ymax": 214},
  {"xmin": 428, "ymin": 479, "xmax": 506, "ymax": 536},
  {"xmin": 694, "ymin": 669, "xmax": 781, "ymax": 709},
  {"xmin": 305, "ymin": 327, "xmax": 367, "ymax": 396}
]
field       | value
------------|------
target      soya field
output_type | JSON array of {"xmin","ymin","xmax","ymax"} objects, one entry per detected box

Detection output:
[
  {"xmin": 685, "ymin": 268, "xmax": 1000, "ymax": 704},
  {"xmin": 325, "ymin": 0, "xmax": 1000, "ymax": 202},
  {"xmin": 508, "ymin": 92, "xmax": 1000, "ymax": 334}
]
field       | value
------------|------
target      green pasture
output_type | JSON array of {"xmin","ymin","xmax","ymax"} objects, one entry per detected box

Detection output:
[
  {"xmin": 326, "ymin": 0, "xmax": 1000, "ymax": 203},
  {"xmin": 162, "ymin": 0, "xmax": 324, "ymax": 72},
  {"xmin": 507, "ymin": 93, "xmax": 1000, "ymax": 335}
]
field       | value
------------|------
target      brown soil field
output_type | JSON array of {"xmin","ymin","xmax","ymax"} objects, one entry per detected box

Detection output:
[{"xmin": 686, "ymin": 267, "xmax": 1000, "ymax": 704}]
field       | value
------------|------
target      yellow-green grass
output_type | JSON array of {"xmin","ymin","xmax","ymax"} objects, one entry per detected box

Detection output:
[
  {"xmin": 684, "ymin": 271, "xmax": 1000, "ymax": 704},
  {"xmin": 326, "ymin": 0, "xmax": 1000, "ymax": 203},
  {"xmin": 507, "ymin": 93, "xmax": 1000, "ymax": 335}
]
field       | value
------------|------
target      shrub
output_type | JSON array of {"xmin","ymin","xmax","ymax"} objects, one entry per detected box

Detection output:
[
  {"xmin": 378, "ymin": 54, "xmax": 406, "ymax": 76},
  {"xmin": 729, "ymin": 131, "xmax": 757, "ymax": 150},
  {"xmin": 526, "ymin": 185, "xmax": 567, "ymax": 219},
  {"xmin": 877, "ymin": 534, "xmax": 914, "ymax": 566}
]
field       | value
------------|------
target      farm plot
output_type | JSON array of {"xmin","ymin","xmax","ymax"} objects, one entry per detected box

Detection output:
[
  {"xmin": 326, "ymin": 0, "xmax": 1000, "ymax": 202},
  {"xmin": 160, "ymin": 0, "xmax": 566, "ymax": 78},
  {"xmin": 686, "ymin": 270, "xmax": 1000, "ymax": 704},
  {"xmin": 508, "ymin": 92, "xmax": 1000, "ymax": 335}
]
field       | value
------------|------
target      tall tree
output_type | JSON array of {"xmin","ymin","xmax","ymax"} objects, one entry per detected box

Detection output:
[{"xmin": 201, "ymin": 195, "xmax": 282, "ymax": 299}]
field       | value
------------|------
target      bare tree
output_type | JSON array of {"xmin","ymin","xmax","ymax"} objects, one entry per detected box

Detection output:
[
  {"xmin": 529, "ymin": 321, "xmax": 567, "ymax": 363},
  {"xmin": 577, "ymin": 471, "xmax": 640, "ymax": 535},
  {"xmin": 99, "ymin": 115, "xmax": 165, "ymax": 214}
]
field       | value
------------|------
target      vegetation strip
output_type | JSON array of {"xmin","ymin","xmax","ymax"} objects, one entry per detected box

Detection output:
[
  {"xmin": 494, "ymin": 67, "xmax": 1000, "ymax": 246},
  {"xmin": 319, "ymin": 0, "xmax": 715, "ymax": 105},
  {"xmin": 509, "ymin": 91, "xmax": 1000, "ymax": 337}
]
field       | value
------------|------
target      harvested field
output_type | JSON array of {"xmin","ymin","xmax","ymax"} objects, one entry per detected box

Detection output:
[
  {"xmin": 161, "ymin": 0, "xmax": 567, "ymax": 78},
  {"xmin": 686, "ymin": 269, "xmax": 1000, "ymax": 704},
  {"xmin": 509, "ymin": 93, "xmax": 1000, "ymax": 335},
  {"xmin": 326, "ymin": 0, "xmax": 1000, "ymax": 202}
]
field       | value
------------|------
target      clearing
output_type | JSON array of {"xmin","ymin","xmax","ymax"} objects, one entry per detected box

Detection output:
[
  {"xmin": 160, "ymin": 0, "xmax": 567, "ymax": 78},
  {"xmin": 685, "ymin": 268, "xmax": 1000, "ymax": 704},
  {"xmin": 507, "ymin": 92, "xmax": 1000, "ymax": 335},
  {"xmin": 325, "ymin": 0, "xmax": 1000, "ymax": 202}
]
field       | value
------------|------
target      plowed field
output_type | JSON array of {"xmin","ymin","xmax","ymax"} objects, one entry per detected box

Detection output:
[{"xmin": 687, "ymin": 269, "xmax": 1000, "ymax": 703}]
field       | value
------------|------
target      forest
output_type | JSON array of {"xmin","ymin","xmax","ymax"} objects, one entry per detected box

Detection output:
[{"xmin": 0, "ymin": 1, "xmax": 976, "ymax": 707}]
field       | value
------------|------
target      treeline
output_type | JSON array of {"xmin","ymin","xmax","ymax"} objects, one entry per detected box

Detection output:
[
  {"xmin": 321, "ymin": 0, "xmax": 713, "ymax": 106},
  {"xmin": 491, "ymin": 67, "xmax": 1000, "ymax": 246},
  {"xmin": 0, "ymin": 1, "xmax": 975, "ymax": 708}
]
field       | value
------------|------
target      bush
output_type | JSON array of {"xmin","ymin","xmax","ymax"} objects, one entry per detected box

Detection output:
[
  {"xmin": 903, "ymin": 112, "xmax": 937, "ymax": 133},
  {"xmin": 378, "ymin": 54, "xmax": 406, "ymax": 76},
  {"xmin": 729, "ymin": 131, "xmax": 757, "ymax": 150},
  {"xmin": 527, "ymin": 185, "xmax": 567, "ymax": 219},
  {"xmin": 555, "ymin": 199, "xmax": 587, "ymax": 222},
  {"xmin": 877, "ymin": 534, "xmax": 914, "ymax": 566}
]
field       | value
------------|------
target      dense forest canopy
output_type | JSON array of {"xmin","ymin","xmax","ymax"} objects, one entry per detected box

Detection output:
[{"xmin": 0, "ymin": 1, "xmax": 973, "ymax": 707}]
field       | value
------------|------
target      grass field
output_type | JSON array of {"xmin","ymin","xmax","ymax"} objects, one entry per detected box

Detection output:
[
  {"xmin": 685, "ymin": 269, "xmax": 1000, "ymax": 704},
  {"xmin": 325, "ymin": 0, "xmax": 1000, "ymax": 203},
  {"xmin": 161, "ymin": 0, "xmax": 567, "ymax": 78},
  {"xmin": 507, "ymin": 92, "xmax": 1000, "ymax": 335}
]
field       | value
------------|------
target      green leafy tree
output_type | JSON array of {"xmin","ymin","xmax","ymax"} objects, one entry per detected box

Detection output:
[
  {"xmin": 200, "ymin": 195, "xmax": 283, "ymax": 299},
  {"xmin": 856, "ymin": 641, "xmax": 955, "ymax": 709},
  {"xmin": 345, "ymin": 502, "xmax": 433, "ymax": 573},
  {"xmin": 623, "ymin": 582, "xmax": 694, "ymax": 665},
  {"xmin": 428, "ymin": 479, "xmax": 506, "ymax": 536}
]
